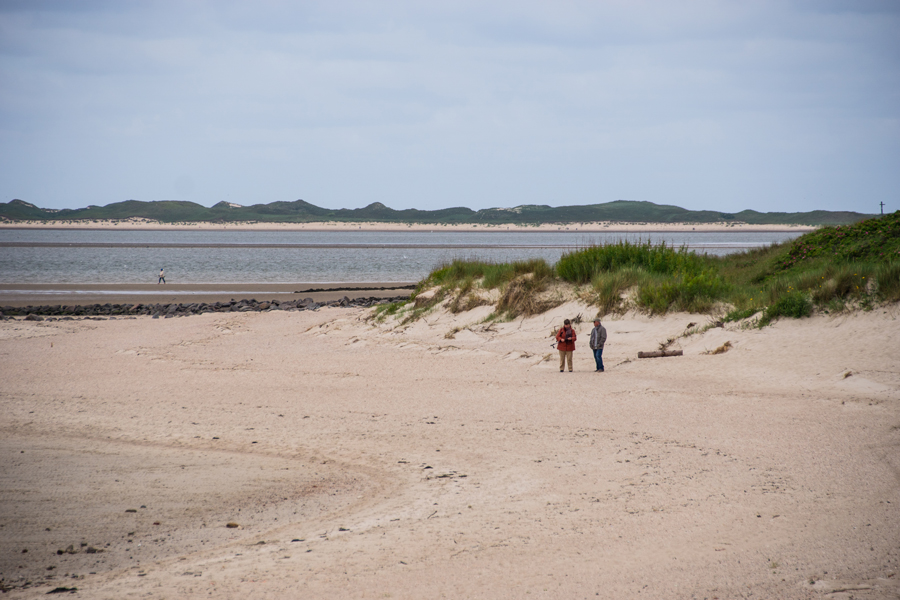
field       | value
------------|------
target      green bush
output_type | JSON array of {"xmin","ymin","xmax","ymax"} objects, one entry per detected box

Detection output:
[{"xmin": 758, "ymin": 292, "xmax": 812, "ymax": 326}]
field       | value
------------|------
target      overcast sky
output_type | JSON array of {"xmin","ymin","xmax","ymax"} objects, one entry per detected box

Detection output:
[{"xmin": 1, "ymin": 1, "xmax": 898, "ymax": 214}]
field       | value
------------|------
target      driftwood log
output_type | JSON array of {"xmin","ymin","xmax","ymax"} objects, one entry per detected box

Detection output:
[{"xmin": 637, "ymin": 349, "xmax": 683, "ymax": 358}]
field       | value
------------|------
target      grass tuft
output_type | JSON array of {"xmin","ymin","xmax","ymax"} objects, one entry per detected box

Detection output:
[{"xmin": 758, "ymin": 292, "xmax": 812, "ymax": 327}]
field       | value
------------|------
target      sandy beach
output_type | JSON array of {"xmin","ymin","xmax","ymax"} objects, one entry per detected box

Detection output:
[
  {"xmin": 0, "ymin": 219, "xmax": 815, "ymax": 233},
  {"xmin": 1, "ymin": 302, "xmax": 898, "ymax": 599}
]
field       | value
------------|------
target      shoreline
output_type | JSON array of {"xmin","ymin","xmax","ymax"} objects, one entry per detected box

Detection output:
[
  {"xmin": 0, "ymin": 282, "xmax": 416, "ymax": 307},
  {"xmin": 0, "ymin": 218, "xmax": 816, "ymax": 233}
]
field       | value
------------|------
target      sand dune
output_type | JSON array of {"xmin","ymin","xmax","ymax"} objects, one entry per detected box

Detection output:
[{"xmin": 1, "ymin": 303, "xmax": 898, "ymax": 598}]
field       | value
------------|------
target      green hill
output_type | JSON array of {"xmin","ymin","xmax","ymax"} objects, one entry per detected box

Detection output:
[{"xmin": 0, "ymin": 198, "xmax": 873, "ymax": 226}]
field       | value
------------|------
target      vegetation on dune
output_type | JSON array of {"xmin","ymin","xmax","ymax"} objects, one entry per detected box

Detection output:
[
  {"xmin": 406, "ymin": 258, "xmax": 560, "ymax": 319},
  {"xmin": 556, "ymin": 241, "xmax": 708, "ymax": 283},
  {"xmin": 377, "ymin": 212, "xmax": 899, "ymax": 327},
  {"xmin": 0, "ymin": 198, "xmax": 873, "ymax": 226},
  {"xmin": 557, "ymin": 241, "xmax": 731, "ymax": 315},
  {"xmin": 774, "ymin": 210, "xmax": 900, "ymax": 267}
]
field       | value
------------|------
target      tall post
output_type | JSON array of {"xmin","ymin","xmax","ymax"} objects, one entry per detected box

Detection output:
[{"xmin": 880, "ymin": 201, "xmax": 885, "ymax": 216}]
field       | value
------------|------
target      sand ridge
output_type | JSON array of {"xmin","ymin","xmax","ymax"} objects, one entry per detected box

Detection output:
[{"xmin": 0, "ymin": 304, "xmax": 898, "ymax": 598}]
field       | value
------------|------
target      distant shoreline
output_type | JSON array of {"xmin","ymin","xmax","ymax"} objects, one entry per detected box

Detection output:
[{"xmin": 0, "ymin": 219, "xmax": 815, "ymax": 233}]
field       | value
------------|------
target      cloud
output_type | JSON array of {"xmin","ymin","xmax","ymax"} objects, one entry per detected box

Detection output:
[{"xmin": 0, "ymin": 0, "xmax": 898, "ymax": 212}]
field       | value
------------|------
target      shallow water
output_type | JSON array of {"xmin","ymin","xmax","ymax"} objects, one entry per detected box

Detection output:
[{"xmin": 0, "ymin": 229, "xmax": 800, "ymax": 284}]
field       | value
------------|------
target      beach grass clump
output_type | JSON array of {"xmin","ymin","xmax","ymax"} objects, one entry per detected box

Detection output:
[
  {"xmin": 635, "ymin": 269, "xmax": 731, "ymax": 314},
  {"xmin": 371, "ymin": 299, "xmax": 408, "ymax": 322},
  {"xmin": 417, "ymin": 258, "xmax": 556, "ymax": 318},
  {"xmin": 587, "ymin": 267, "xmax": 649, "ymax": 315},
  {"xmin": 495, "ymin": 273, "xmax": 561, "ymax": 317},
  {"xmin": 874, "ymin": 261, "xmax": 900, "ymax": 302},
  {"xmin": 425, "ymin": 258, "xmax": 554, "ymax": 291},
  {"xmin": 723, "ymin": 306, "xmax": 760, "ymax": 322},
  {"xmin": 446, "ymin": 276, "xmax": 492, "ymax": 313},
  {"xmin": 557, "ymin": 240, "xmax": 706, "ymax": 284},
  {"xmin": 757, "ymin": 291, "xmax": 813, "ymax": 327}
]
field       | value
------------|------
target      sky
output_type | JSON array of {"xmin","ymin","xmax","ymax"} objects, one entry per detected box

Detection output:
[{"xmin": 1, "ymin": 1, "xmax": 898, "ymax": 214}]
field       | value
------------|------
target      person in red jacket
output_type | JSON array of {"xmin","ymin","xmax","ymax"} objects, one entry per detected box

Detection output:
[{"xmin": 555, "ymin": 319, "xmax": 577, "ymax": 372}]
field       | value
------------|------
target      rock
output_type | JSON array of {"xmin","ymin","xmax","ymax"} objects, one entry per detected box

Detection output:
[
  {"xmin": 25, "ymin": 314, "xmax": 44, "ymax": 321},
  {"xmin": 226, "ymin": 522, "xmax": 240, "ymax": 528}
]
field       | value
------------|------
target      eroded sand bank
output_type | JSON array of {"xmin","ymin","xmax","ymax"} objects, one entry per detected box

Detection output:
[{"xmin": 1, "ymin": 303, "xmax": 898, "ymax": 598}]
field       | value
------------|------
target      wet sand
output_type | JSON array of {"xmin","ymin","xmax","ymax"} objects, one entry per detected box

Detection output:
[{"xmin": 0, "ymin": 283, "xmax": 415, "ymax": 308}]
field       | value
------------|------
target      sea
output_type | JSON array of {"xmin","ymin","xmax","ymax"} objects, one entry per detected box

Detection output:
[{"xmin": 0, "ymin": 229, "xmax": 803, "ymax": 284}]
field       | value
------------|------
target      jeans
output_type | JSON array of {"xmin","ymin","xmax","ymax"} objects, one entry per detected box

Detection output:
[{"xmin": 592, "ymin": 347, "xmax": 604, "ymax": 371}]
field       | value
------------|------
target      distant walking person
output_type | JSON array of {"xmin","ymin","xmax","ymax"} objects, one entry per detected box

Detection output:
[
  {"xmin": 555, "ymin": 319, "xmax": 577, "ymax": 373},
  {"xmin": 589, "ymin": 318, "xmax": 607, "ymax": 372},
  {"xmin": 158, "ymin": 268, "xmax": 166, "ymax": 284}
]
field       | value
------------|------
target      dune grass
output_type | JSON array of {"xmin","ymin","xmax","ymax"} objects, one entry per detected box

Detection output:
[
  {"xmin": 405, "ymin": 258, "xmax": 558, "ymax": 318},
  {"xmin": 378, "ymin": 213, "xmax": 899, "ymax": 326},
  {"xmin": 559, "ymin": 241, "xmax": 732, "ymax": 315},
  {"xmin": 425, "ymin": 258, "xmax": 555, "ymax": 290},
  {"xmin": 556, "ymin": 240, "xmax": 706, "ymax": 283}
]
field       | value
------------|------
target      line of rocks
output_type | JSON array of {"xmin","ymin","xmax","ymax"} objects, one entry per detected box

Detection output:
[{"xmin": 0, "ymin": 295, "xmax": 410, "ymax": 321}]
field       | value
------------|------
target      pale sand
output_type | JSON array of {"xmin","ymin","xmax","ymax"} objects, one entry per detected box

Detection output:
[
  {"xmin": 0, "ymin": 218, "xmax": 814, "ymax": 232},
  {"xmin": 1, "ymin": 303, "xmax": 898, "ymax": 598}
]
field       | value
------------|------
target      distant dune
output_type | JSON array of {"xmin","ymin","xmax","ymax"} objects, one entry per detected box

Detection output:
[{"xmin": 0, "ymin": 198, "xmax": 871, "ymax": 226}]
